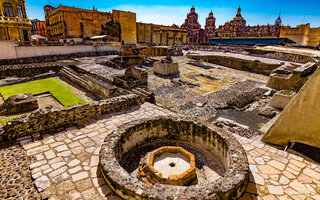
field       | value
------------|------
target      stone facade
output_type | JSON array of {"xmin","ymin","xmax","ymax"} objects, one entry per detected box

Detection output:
[
  {"xmin": 180, "ymin": 6, "xmax": 204, "ymax": 44},
  {"xmin": 43, "ymin": 5, "xmax": 137, "ymax": 44},
  {"xmin": 204, "ymin": 10, "xmax": 216, "ymax": 42},
  {"xmin": 180, "ymin": 6, "xmax": 282, "ymax": 44},
  {"xmin": 137, "ymin": 22, "xmax": 188, "ymax": 45},
  {"xmin": 44, "ymin": 5, "xmax": 113, "ymax": 41},
  {"xmin": 215, "ymin": 7, "xmax": 281, "ymax": 38},
  {"xmin": 112, "ymin": 10, "xmax": 137, "ymax": 44},
  {"xmin": 31, "ymin": 18, "xmax": 46, "ymax": 37},
  {"xmin": 280, "ymin": 23, "xmax": 320, "ymax": 46},
  {"xmin": 0, "ymin": 0, "xmax": 31, "ymax": 42}
]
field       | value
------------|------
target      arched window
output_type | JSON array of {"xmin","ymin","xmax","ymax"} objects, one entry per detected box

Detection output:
[
  {"xmin": 17, "ymin": 5, "xmax": 24, "ymax": 18},
  {"xmin": 3, "ymin": 3, "xmax": 14, "ymax": 17}
]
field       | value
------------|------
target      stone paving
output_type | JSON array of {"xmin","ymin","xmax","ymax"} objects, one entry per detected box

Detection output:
[
  {"xmin": 0, "ymin": 142, "xmax": 41, "ymax": 199},
  {"xmin": 14, "ymin": 102, "xmax": 320, "ymax": 199}
]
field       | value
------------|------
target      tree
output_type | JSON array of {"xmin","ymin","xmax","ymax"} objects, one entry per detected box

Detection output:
[{"xmin": 101, "ymin": 20, "xmax": 121, "ymax": 41}]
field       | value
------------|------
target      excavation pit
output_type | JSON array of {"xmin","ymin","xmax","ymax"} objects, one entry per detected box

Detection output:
[{"xmin": 99, "ymin": 116, "xmax": 249, "ymax": 199}]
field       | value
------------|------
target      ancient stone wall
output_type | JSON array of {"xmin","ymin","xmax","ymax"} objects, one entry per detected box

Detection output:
[
  {"xmin": 139, "ymin": 47, "xmax": 168, "ymax": 56},
  {"xmin": 246, "ymin": 48, "xmax": 315, "ymax": 63},
  {"xmin": 59, "ymin": 66, "xmax": 121, "ymax": 99},
  {"xmin": 187, "ymin": 54, "xmax": 282, "ymax": 75},
  {"xmin": 267, "ymin": 62, "xmax": 318, "ymax": 92},
  {"xmin": 0, "ymin": 62, "xmax": 63, "ymax": 79},
  {"xmin": 125, "ymin": 66, "xmax": 148, "ymax": 85},
  {"xmin": 0, "ymin": 94, "xmax": 142, "ymax": 141},
  {"xmin": 0, "ymin": 50, "xmax": 118, "ymax": 65}
]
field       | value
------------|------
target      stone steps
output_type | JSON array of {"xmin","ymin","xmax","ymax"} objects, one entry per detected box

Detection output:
[
  {"xmin": 132, "ymin": 87, "xmax": 155, "ymax": 103},
  {"xmin": 60, "ymin": 67, "xmax": 88, "ymax": 88}
]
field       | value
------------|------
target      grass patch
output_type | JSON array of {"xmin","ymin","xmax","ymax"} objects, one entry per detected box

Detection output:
[
  {"xmin": 258, "ymin": 129, "xmax": 266, "ymax": 134},
  {"xmin": 0, "ymin": 78, "xmax": 86, "ymax": 107},
  {"xmin": 258, "ymin": 123, "xmax": 265, "ymax": 128},
  {"xmin": 1, "ymin": 116, "xmax": 18, "ymax": 126}
]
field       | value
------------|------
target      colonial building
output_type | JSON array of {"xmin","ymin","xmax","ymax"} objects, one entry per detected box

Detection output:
[
  {"xmin": 44, "ymin": 5, "xmax": 137, "ymax": 44},
  {"xmin": 31, "ymin": 18, "xmax": 46, "ymax": 37},
  {"xmin": 137, "ymin": 22, "xmax": 188, "ymax": 46},
  {"xmin": 0, "ymin": 0, "xmax": 31, "ymax": 42},
  {"xmin": 180, "ymin": 6, "xmax": 283, "ymax": 44},
  {"xmin": 204, "ymin": 11, "xmax": 216, "ymax": 42},
  {"xmin": 180, "ymin": 6, "xmax": 203, "ymax": 44},
  {"xmin": 215, "ymin": 6, "xmax": 281, "ymax": 38},
  {"xmin": 44, "ymin": 5, "xmax": 113, "ymax": 41}
]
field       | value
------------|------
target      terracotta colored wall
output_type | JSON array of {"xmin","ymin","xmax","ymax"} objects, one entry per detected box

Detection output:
[
  {"xmin": 112, "ymin": 10, "xmax": 137, "ymax": 44},
  {"xmin": 280, "ymin": 23, "xmax": 320, "ymax": 46}
]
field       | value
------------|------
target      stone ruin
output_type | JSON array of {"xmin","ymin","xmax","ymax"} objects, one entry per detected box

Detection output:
[
  {"xmin": 99, "ymin": 116, "xmax": 249, "ymax": 199},
  {"xmin": 153, "ymin": 54, "xmax": 180, "ymax": 76},
  {"xmin": 267, "ymin": 62, "xmax": 318, "ymax": 92},
  {"xmin": 0, "ymin": 93, "xmax": 38, "ymax": 115}
]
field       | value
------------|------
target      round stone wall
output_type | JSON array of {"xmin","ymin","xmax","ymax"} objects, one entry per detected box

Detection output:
[{"xmin": 99, "ymin": 116, "xmax": 249, "ymax": 199}]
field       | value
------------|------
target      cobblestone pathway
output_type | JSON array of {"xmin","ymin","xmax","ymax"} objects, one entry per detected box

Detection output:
[
  {"xmin": 0, "ymin": 142, "xmax": 41, "ymax": 199},
  {"xmin": 16, "ymin": 102, "xmax": 320, "ymax": 199}
]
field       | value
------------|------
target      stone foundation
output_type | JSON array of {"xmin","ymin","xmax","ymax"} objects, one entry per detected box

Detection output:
[
  {"xmin": 0, "ymin": 93, "xmax": 38, "ymax": 115},
  {"xmin": 153, "ymin": 62, "xmax": 179, "ymax": 76}
]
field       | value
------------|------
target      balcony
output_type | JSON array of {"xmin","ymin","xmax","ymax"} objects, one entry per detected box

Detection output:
[{"xmin": 0, "ymin": 16, "xmax": 32, "ymax": 26}]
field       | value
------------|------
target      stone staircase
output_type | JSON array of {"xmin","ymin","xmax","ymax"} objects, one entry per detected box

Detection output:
[{"xmin": 59, "ymin": 67, "xmax": 89, "ymax": 89}]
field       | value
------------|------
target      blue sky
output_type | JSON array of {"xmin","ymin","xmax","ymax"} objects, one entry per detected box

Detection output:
[{"xmin": 26, "ymin": 0, "xmax": 320, "ymax": 27}]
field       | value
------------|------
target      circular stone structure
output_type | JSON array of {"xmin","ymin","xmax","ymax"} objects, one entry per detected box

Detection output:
[
  {"xmin": 137, "ymin": 146, "xmax": 196, "ymax": 186},
  {"xmin": 99, "ymin": 116, "xmax": 249, "ymax": 200}
]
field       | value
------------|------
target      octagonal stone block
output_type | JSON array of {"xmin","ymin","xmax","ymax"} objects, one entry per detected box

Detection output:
[{"xmin": 139, "ymin": 146, "xmax": 196, "ymax": 186}]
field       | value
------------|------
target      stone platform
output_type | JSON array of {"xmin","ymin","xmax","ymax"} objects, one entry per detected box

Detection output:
[{"xmin": 3, "ymin": 102, "xmax": 320, "ymax": 199}]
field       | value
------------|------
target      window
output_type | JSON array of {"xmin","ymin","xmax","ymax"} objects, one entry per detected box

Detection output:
[
  {"xmin": 3, "ymin": 3, "xmax": 14, "ymax": 17},
  {"xmin": 17, "ymin": 5, "xmax": 24, "ymax": 18}
]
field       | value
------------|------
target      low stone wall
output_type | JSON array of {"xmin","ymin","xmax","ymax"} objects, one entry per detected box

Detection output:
[
  {"xmin": 0, "ymin": 50, "xmax": 118, "ymax": 65},
  {"xmin": 0, "ymin": 41, "xmax": 120, "ymax": 64},
  {"xmin": 100, "ymin": 116, "xmax": 249, "ymax": 200},
  {"xmin": 140, "ymin": 47, "xmax": 168, "ymax": 56},
  {"xmin": 0, "ymin": 62, "xmax": 63, "ymax": 79},
  {"xmin": 125, "ymin": 66, "xmax": 148, "ymax": 85},
  {"xmin": 59, "ymin": 66, "xmax": 121, "ymax": 99},
  {"xmin": 246, "ymin": 49, "xmax": 315, "ymax": 63},
  {"xmin": 187, "ymin": 54, "xmax": 281, "ymax": 75},
  {"xmin": 267, "ymin": 62, "xmax": 318, "ymax": 91},
  {"xmin": 113, "ymin": 66, "xmax": 148, "ymax": 89},
  {"xmin": 0, "ymin": 94, "xmax": 142, "ymax": 141}
]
